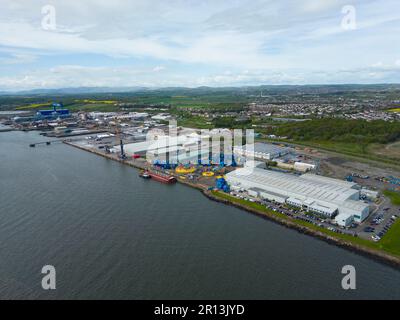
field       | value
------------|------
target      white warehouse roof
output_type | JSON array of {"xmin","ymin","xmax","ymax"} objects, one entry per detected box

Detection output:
[
  {"xmin": 301, "ymin": 173, "xmax": 358, "ymax": 189},
  {"xmin": 227, "ymin": 168, "xmax": 359, "ymax": 203},
  {"xmin": 234, "ymin": 142, "xmax": 289, "ymax": 156},
  {"xmin": 226, "ymin": 168, "xmax": 369, "ymax": 219}
]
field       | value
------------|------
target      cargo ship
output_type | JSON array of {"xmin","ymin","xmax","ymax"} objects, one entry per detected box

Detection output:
[{"xmin": 139, "ymin": 170, "xmax": 176, "ymax": 184}]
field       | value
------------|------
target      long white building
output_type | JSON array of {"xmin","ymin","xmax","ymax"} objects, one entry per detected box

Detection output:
[
  {"xmin": 225, "ymin": 167, "xmax": 370, "ymax": 225},
  {"xmin": 234, "ymin": 142, "xmax": 289, "ymax": 160}
]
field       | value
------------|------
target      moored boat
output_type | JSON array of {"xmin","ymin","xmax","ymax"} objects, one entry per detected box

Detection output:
[
  {"xmin": 139, "ymin": 170, "xmax": 151, "ymax": 179},
  {"xmin": 147, "ymin": 171, "xmax": 176, "ymax": 184}
]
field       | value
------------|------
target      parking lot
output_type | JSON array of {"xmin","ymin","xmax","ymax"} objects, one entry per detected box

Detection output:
[
  {"xmin": 357, "ymin": 196, "xmax": 399, "ymax": 241},
  {"xmin": 227, "ymin": 190, "xmax": 360, "ymax": 236}
]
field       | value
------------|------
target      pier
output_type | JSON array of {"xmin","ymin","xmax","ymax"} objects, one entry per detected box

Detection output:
[{"xmin": 29, "ymin": 139, "xmax": 65, "ymax": 147}]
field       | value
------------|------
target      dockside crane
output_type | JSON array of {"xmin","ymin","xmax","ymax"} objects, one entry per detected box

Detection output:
[
  {"xmin": 113, "ymin": 124, "xmax": 126, "ymax": 160},
  {"xmin": 118, "ymin": 126, "xmax": 126, "ymax": 160}
]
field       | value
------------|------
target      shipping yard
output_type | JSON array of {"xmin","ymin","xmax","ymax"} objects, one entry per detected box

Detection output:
[
  {"xmin": 3, "ymin": 0, "xmax": 400, "ymax": 302},
  {"xmin": 1, "ymin": 102, "xmax": 400, "ymax": 266}
]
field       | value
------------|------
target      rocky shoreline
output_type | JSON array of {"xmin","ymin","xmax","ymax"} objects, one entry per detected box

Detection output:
[{"xmin": 202, "ymin": 190, "xmax": 400, "ymax": 269}]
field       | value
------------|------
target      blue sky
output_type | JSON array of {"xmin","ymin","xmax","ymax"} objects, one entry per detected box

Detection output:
[{"xmin": 0, "ymin": 0, "xmax": 400, "ymax": 91}]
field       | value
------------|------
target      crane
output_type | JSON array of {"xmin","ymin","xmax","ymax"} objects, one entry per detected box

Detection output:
[
  {"xmin": 112, "ymin": 124, "xmax": 126, "ymax": 160},
  {"xmin": 117, "ymin": 126, "xmax": 126, "ymax": 160}
]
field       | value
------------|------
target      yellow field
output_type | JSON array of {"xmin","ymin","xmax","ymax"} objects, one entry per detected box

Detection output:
[
  {"xmin": 79, "ymin": 99, "xmax": 117, "ymax": 104},
  {"xmin": 387, "ymin": 108, "xmax": 400, "ymax": 112},
  {"xmin": 15, "ymin": 103, "xmax": 51, "ymax": 110}
]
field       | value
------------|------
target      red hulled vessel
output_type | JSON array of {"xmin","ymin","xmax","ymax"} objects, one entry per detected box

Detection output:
[{"xmin": 140, "ymin": 170, "xmax": 177, "ymax": 184}]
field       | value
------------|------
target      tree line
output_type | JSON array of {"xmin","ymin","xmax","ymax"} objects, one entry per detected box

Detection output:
[{"xmin": 268, "ymin": 119, "xmax": 400, "ymax": 144}]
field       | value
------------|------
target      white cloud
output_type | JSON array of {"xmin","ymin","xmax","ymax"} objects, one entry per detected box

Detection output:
[
  {"xmin": 1, "ymin": 64, "xmax": 400, "ymax": 91},
  {"xmin": 152, "ymin": 66, "xmax": 165, "ymax": 72},
  {"xmin": 0, "ymin": 53, "xmax": 37, "ymax": 65},
  {"xmin": 0, "ymin": 0, "xmax": 399, "ymax": 89}
]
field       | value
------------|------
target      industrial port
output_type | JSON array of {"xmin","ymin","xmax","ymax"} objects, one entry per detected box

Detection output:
[{"xmin": 1, "ymin": 102, "xmax": 400, "ymax": 266}]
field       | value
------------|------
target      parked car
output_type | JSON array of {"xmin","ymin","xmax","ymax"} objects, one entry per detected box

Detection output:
[{"xmin": 364, "ymin": 227, "xmax": 375, "ymax": 232}]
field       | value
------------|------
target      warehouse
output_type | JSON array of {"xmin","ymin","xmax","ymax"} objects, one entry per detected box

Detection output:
[
  {"xmin": 116, "ymin": 133, "xmax": 222, "ymax": 164},
  {"xmin": 260, "ymin": 190, "xmax": 288, "ymax": 203},
  {"xmin": 233, "ymin": 142, "xmax": 289, "ymax": 160},
  {"xmin": 225, "ymin": 167, "xmax": 370, "ymax": 222},
  {"xmin": 147, "ymin": 146, "xmax": 210, "ymax": 164}
]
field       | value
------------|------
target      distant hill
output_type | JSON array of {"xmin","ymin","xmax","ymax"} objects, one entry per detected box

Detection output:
[
  {"xmin": 0, "ymin": 86, "xmax": 149, "ymax": 95},
  {"xmin": 1, "ymin": 83, "xmax": 400, "ymax": 96}
]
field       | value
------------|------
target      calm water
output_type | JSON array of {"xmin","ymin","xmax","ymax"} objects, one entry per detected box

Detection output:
[{"xmin": 1, "ymin": 131, "xmax": 400, "ymax": 299}]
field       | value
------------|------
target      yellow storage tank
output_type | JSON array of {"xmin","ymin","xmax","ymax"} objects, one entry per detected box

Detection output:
[{"xmin": 175, "ymin": 165, "xmax": 196, "ymax": 174}]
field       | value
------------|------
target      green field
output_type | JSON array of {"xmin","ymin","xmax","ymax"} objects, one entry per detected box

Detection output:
[
  {"xmin": 378, "ymin": 219, "xmax": 400, "ymax": 256},
  {"xmin": 66, "ymin": 103, "xmax": 119, "ymax": 112},
  {"xmin": 260, "ymin": 118, "xmax": 400, "ymax": 166},
  {"xmin": 384, "ymin": 190, "xmax": 400, "ymax": 206},
  {"xmin": 11, "ymin": 100, "xmax": 120, "ymax": 113},
  {"xmin": 176, "ymin": 116, "xmax": 213, "ymax": 129},
  {"xmin": 8, "ymin": 93, "xmax": 248, "ymax": 114}
]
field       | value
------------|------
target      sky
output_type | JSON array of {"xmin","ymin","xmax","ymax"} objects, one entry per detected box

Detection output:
[{"xmin": 0, "ymin": 0, "xmax": 399, "ymax": 91}]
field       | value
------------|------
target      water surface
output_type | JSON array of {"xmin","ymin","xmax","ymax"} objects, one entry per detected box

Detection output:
[{"xmin": 1, "ymin": 131, "xmax": 400, "ymax": 299}]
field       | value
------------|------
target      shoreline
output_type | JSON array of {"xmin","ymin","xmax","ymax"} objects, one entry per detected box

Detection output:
[
  {"xmin": 63, "ymin": 140, "xmax": 400, "ymax": 269},
  {"xmin": 202, "ymin": 190, "xmax": 400, "ymax": 269}
]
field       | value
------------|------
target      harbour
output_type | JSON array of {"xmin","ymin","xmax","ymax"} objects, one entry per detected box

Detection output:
[
  {"xmin": 6, "ymin": 106, "xmax": 400, "ymax": 269},
  {"xmin": 2, "ymin": 0, "xmax": 400, "ymax": 303},
  {"xmin": 63, "ymin": 137, "xmax": 400, "ymax": 268},
  {"xmin": 2, "ymin": 130, "xmax": 400, "ymax": 299}
]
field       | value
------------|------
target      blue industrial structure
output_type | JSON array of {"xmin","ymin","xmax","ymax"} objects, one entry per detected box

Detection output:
[
  {"xmin": 216, "ymin": 177, "xmax": 230, "ymax": 192},
  {"xmin": 36, "ymin": 103, "xmax": 70, "ymax": 120},
  {"xmin": 153, "ymin": 160, "xmax": 178, "ymax": 170},
  {"xmin": 13, "ymin": 102, "xmax": 70, "ymax": 123},
  {"xmin": 388, "ymin": 176, "xmax": 400, "ymax": 186}
]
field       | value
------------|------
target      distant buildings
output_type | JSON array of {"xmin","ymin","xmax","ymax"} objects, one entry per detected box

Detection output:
[
  {"xmin": 36, "ymin": 103, "xmax": 70, "ymax": 119},
  {"xmin": 13, "ymin": 104, "xmax": 71, "ymax": 123},
  {"xmin": 247, "ymin": 99, "xmax": 400, "ymax": 122},
  {"xmin": 112, "ymin": 132, "xmax": 212, "ymax": 164},
  {"xmin": 151, "ymin": 113, "xmax": 172, "ymax": 121}
]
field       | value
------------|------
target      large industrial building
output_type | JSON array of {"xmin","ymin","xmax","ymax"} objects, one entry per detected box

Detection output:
[
  {"xmin": 112, "ymin": 132, "xmax": 227, "ymax": 164},
  {"xmin": 225, "ymin": 167, "xmax": 370, "ymax": 226},
  {"xmin": 234, "ymin": 142, "xmax": 289, "ymax": 160},
  {"xmin": 36, "ymin": 103, "xmax": 70, "ymax": 119}
]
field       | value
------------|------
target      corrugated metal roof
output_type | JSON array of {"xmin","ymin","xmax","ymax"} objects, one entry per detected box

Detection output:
[
  {"xmin": 234, "ymin": 142, "xmax": 289, "ymax": 155},
  {"xmin": 226, "ymin": 168, "xmax": 363, "ymax": 210}
]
